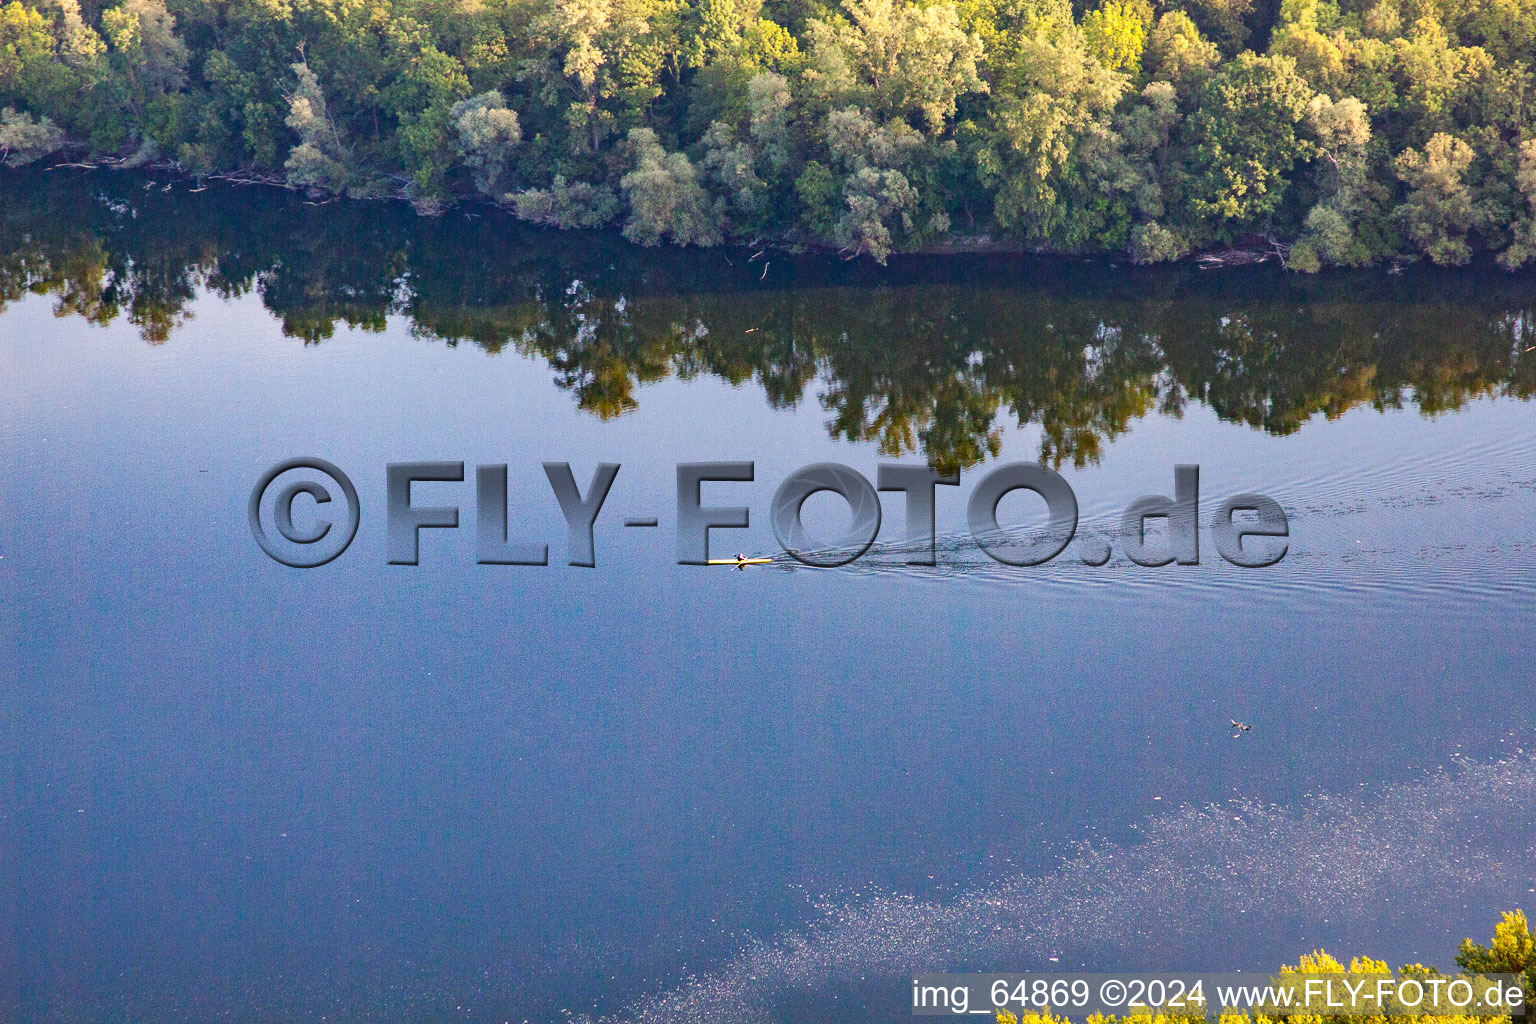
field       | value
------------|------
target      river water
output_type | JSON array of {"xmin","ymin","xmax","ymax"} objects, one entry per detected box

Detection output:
[{"xmin": 1, "ymin": 169, "xmax": 1534, "ymax": 1023}]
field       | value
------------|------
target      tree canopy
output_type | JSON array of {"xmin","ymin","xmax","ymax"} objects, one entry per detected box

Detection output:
[{"xmin": 4, "ymin": 0, "xmax": 1536, "ymax": 266}]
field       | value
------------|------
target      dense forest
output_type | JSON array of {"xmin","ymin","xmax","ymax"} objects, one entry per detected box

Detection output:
[{"xmin": 3, "ymin": 0, "xmax": 1536, "ymax": 266}]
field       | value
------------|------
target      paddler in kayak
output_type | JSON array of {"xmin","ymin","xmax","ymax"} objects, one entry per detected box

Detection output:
[{"xmin": 706, "ymin": 553, "xmax": 772, "ymax": 569}]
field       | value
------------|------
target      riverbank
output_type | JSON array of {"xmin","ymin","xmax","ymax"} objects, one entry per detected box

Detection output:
[{"xmin": 17, "ymin": 156, "xmax": 1371, "ymax": 272}]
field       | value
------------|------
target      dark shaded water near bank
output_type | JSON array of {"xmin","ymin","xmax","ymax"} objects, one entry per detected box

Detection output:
[{"xmin": 2, "ymin": 169, "xmax": 1534, "ymax": 1024}]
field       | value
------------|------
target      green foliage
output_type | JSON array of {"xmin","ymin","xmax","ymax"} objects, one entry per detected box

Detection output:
[
  {"xmin": 1143, "ymin": 11, "xmax": 1219, "ymax": 93},
  {"xmin": 833, "ymin": 164, "xmax": 915, "ymax": 258},
  {"xmin": 701, "ymin": 119, "xmax": 769, "ymax": 231},
  {"xmin": 511, "ymin": 173, "xmax": 621, "ymax": 227},
  {"xmin": 452, "ymin": 89, "xmax": 522, "ymax": 195},
  {"xmin": 385, "ymin": 37, "xmax": 471, "ymax": 198},
  {"xmin": 100, "ymin": 0, "xmax": 186, "ymax": 116},
  {"xmin": 1292, "ymin": 92, "xmax": 1379, "ymax": 268},
  {"xmin": 285, "ymin": 58, "xmax": 353, "ymax": 194},
  {"xmin": 619, "ymin": 125, "xmax": 724, "ymax": 244},
  {"xmin": 994, "ymin": 917, "xmax": 1534, "ymax": 1024},
  {"xmin": 1129, "ymin": 219, "xmax": 1185, "ymax": 260},
  {"xmin": 1499, "ymin": 140, "xmax": 1536, "ymax": 269},
  {"xmin": 794, "ymin": 157, "xmax": 840, "ymax": 234},
  {"xmin": 1455, "ymin": 909, "xmax": 1536, "ymax": 1000},
  {"xmin": 803, "ymin": 0, "xmax": 985, "ymax": 135},
  {"xmin": 746, "ymin": 70, "xmax": 793, "ymax": 172},
  {"xmin": 1165, "ymin": 0, "xmax": 1253, "ymax": 54},
  {"xmin": 1, "ymin": 0, "xmax": 1535, "ymax": 265},
  {"xmin": 1, "ymin": 0, "xmax": 99, "ymax": 128},
  {"xmin": 1393, "ymin": 131, "xmax": 1477, "ymax": 264},
  {"xmin": 1180, "ymin": 52, "xmax": 1314, "ymax": 232},
  {"xmin": 1112, "ymin": 80, "xmax": 1181, "ymax": 220},
  {"xmin": 194, "ymin": 48, "xmax": 283, "ymax": 168},
  {"xmin": 972, "ymin": 18, "xmax": 1127, "ymax": 247},
  {"xmin": 1081, "ymin": 0, "xmax": 1147, "ymax": 76},
  {"xmin": 523, "ymin": 0, "xmax": 677, "ymax": 159},
  {"xmin": 0, "ymin": 102, "xmax": 60, "ymax": 163},
  {"xmin": 1388, "ymin": 18, "xmax": 1491, "ymax": 144}
]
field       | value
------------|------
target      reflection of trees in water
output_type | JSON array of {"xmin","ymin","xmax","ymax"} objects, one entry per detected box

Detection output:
[{"xmin": 6, "ymin": 169, "xmax": 1536, "ymax": 470}]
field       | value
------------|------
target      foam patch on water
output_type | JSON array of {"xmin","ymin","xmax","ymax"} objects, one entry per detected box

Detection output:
[{"xmin": 596, "ymin": 756, "xmax": 1536, "ymax": 1024}]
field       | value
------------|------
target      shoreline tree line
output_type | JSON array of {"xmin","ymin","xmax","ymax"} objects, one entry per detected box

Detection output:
[{"xmin": 6, "ymin": 0, "xmax": 1536, "ymax": 266}]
